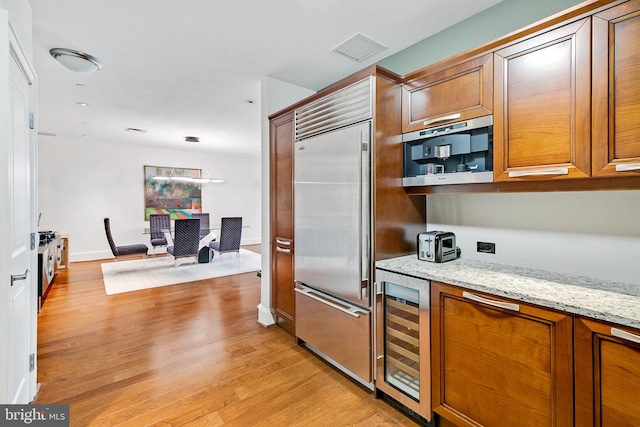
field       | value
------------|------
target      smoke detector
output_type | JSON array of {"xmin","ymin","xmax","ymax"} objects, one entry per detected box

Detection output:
[{"xmin": 331, "ymin": 33, "xmax": 387, "ymax": 62}]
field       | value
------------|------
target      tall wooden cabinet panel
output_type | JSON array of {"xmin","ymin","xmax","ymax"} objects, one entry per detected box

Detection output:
[
  {"xmin": 431, "ymin": 282, "xmax": 573, "ymax": 427},
  {"xmin": 575, "ymin": 317, "xmax": 640, "ymax": 426},
  {"xmin": 493, "ymin": 18, "xmax": 591, "ymax": 182},
  {"xmin": 592, "ymin": 0, "xmax": 640, "ymax": 177},
  {"xmin": 270, "ymin": 111, "xmax": 295, "ymax": 336},
  {"xmin": 402, "ymin": 53, "xmax": 493, "ymax": 133}
]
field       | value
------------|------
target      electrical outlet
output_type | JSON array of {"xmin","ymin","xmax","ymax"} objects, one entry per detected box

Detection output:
[{"xmin": 477, "ymin": 241, "xmax": 496, "ymax": 254}]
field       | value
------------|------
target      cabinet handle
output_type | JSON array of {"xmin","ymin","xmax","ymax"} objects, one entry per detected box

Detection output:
[
  {"xmin": 295, "ymin": 287, "xmax": 367, "ymax": 318},
  {"xmin": 11, "ymin": 269, "xmax": 29, "ymax": 286},
  {"xmin": 275, "ymin": 246, "xmax": 291, "ymax": 254},
  {"xmin": 275, "ymin": 238, "xmax": 291, "ymax": 246},
  {"xmin": 462, "ymin": 291, "xmax": 520, "ymax": 312},
  {"xmin": 508, "ymin": 168, "xmax": 569, "ymax": 178},
  {"xmin": 423, "ymin": 113, "xmax": 461, "ymax": 127},
  {"xmin": 611, "ymin": 327, "xmax": 640, "ymax": 344},
  {"xmin": 615, "ymin": 163, "xmax": 640, "ymax": 172}
]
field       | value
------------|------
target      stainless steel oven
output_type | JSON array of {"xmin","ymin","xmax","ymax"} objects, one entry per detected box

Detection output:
[{"xmin": 375, "ymin": 269, "xmax": 431, "ymax": 421}]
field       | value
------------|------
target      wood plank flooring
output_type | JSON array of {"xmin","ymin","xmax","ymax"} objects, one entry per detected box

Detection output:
[{"xmin": 34, "ymin": 246, "xmax": 419, "ymax": 426}]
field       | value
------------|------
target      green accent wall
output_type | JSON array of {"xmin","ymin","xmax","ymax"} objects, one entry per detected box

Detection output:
[{"xmin": 379, "ymin": 0, "xmax": 585, "ymax": 76}]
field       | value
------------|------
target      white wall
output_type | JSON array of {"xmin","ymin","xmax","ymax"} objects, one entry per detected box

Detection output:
[
  {"xmin": 0, "ymin": 0, "xmax": 32, "ymax": 62},
  {"xmin": 38, "ymin": 137, "xmax": 261, "ymax": 261},
  {"xmin": 427, "ymin": 191, "xmax": 640, "ymax": 285}
]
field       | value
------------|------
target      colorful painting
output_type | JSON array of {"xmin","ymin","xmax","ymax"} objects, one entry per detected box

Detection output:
[{"xmin": 144, "ymin": 166, "xmax": 202, "ymax": 220}]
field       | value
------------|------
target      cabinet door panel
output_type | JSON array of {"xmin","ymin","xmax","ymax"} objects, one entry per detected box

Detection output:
[
  {"xmin": 271, "ymin": 113, "xmax": 294, "ymax": 239},
  {"xmin": 593, "ymin": 1, "xmax": 640, "ymax": 176},
  {"xmin": 493, "ymin": 18, "xmax": 591, "ymax": 181},
  {"xmin": 575, "ymin": 317, "xmax": 640, "ymax": 426},
  {"xmin": 432, "ymin": 282, "xmax": 573, "ymax": 427},
  {"xmin": 270, "ymin": 112, "xmax": 295, "ymax": 335},
  {"xmin": 402, "ymin": 54, "xmax": 492, "ymax": 133}
]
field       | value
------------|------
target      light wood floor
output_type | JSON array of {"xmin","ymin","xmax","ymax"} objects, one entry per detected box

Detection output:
[{"xmin": 34, "ymin": 246, "xmax": 419, "ymax": 426}]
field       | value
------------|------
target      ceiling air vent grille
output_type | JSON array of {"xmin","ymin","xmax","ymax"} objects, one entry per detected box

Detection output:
[
  {"xmin": 295, "ymin": 77, "xmax": 373, "ymax": 140},
  {"xmin": 332, "ymin": 33, "xmax": 387, "ymax": 62}
]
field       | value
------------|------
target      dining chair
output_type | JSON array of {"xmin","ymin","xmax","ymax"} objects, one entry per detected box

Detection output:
[
  {"xmin": 149, "ymin": 214, "xmax": 170, "ymax": 249},
  {"xmin": 209, "ymin": 217, "xmax": 242, "ymax": 258},
  {"xmin": 191, "ymin": 212, "xmax": 210, "ymax": 240},
  {"xmin": 167, "ymin": 218, "xmax": 201, "ymax": 266},
  {"xmin": 103, "ymin": 217, "xmax": 148, "ymax": 260}
]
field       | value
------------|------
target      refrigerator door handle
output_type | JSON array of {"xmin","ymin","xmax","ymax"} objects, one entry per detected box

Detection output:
[
  {"xmin": 294, "ymin": 286, "xmax": 368, "ymax": 318},
  {"xmin": 360, "ymin": 127, "xmax": 370, "ymax": 301}
]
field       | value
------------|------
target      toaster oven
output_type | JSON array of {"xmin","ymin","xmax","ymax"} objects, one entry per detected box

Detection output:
[{"xmin": 417, "ymin": 231, "xmax": 456, "ymax": 263}]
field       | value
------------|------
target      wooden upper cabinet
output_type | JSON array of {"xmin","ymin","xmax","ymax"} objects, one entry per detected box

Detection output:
[
  {"xmin": 592, "ymin": 0, "xmax": 640, "ymax": 177},
  {"xmin": 493, "ymin": 18, "xmax": 591, "ymax": 182},
  {"xmin": 401, "ymin": 53, "xmax": 492, "ymax": 133},
  {"xmin": 575, "ymin": 317, "xmax": 640, "ymax": 426}
]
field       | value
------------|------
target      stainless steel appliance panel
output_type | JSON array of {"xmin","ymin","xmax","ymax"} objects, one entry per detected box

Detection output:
[
  {"xmin": 375, "ymin": 269, "xmax": 432, "ymax": 420},
  {"xmin": 295, "ymin": 284, "xmax": 371, "ymax": 383},
  {"xmin": 294, "ymin": 121, "xmax": 370, "ymax": 307}
]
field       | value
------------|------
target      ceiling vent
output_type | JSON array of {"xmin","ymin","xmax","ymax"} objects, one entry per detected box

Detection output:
[{"xmin": 331, "ymin": 33, "xmax": 387, "ymax": 62}]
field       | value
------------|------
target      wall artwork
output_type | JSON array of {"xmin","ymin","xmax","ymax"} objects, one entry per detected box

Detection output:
[{"xmin": 144, "ymin": 165, "xmax": 202, "ymax": 220}]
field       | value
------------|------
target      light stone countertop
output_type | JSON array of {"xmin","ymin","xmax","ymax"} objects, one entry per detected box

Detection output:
[{"xmin": 376, "ymin": 255, "xmax": 640, "ymax": 330}]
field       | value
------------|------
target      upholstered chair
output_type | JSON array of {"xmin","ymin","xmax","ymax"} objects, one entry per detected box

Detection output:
[
  {"xmin": 149, "ymin": 214, "xmax": 170, "ymax": 248},
  {"xmin": 191, "ymin": 213, "xmax": 210, "ymax": 240},
  {"xmin": 209, "ymin": 217, "xmax": 242, "ymax": 258},
  {"xmin": 167, "ymin": 218, "xmax": 201, "ymax": 265},
  {"xmin": 103, "ymin": 217, "xmax": 148, "ymax": 260}
]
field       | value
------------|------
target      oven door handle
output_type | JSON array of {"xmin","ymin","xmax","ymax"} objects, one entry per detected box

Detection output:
[{"xmin": 295, "ymin": 287, "xmax": 367, "ymax": 318}]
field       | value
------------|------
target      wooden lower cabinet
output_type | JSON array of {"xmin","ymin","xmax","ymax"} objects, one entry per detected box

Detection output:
[
  {"xmin": 575, "ymin": 317, "xmax": 640, "ymax": 426},
  {"xmin": 272, "ymin": 238, "xmax": 294, "ymax": 335},
  {"xmin": 431, "ymin": 281, "xmax": 573, "ymax": 427}
]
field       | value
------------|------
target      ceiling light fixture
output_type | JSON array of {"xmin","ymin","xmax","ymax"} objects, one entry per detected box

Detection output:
[
  {"xmin": 184, "ymin": 136, "xmax": 199, "ymax": 143},
  {"xmin": 50, "ymin": 48, "xmax": 104, "ymax": 73},
  {"xmin": 153, "ymin": 168, "xmax": 223, "ymax": 184}
]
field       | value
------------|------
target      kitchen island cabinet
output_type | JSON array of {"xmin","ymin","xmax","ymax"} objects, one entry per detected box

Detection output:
[
  {"xmin": 592, "ymin": 0, "xmax": 640, "ymax": 177},
  {"xmin": 270, "ymin": 111, "xmax": 296, "ymax": 335},
  {"xmin": 431, "ymin": 281, "xmax": 573, "ymax": 427},
  {"xmin": 575, "ymin": 317, "xmax": 640, "ymax": 426}
]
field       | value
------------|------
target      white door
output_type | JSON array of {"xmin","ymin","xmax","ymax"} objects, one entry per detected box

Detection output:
[{"xmin": 2, "ymin": 15, "xmax": 38, "ymax": 404}]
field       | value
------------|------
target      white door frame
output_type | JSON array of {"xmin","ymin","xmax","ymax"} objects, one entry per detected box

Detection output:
[{"xmin": 0, "ymin": 12, "xmax": 38, "ymax": 404}]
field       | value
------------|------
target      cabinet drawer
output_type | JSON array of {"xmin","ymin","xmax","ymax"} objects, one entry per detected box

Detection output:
[{"xmin": 295, "ymin": 285, "xmax": 371, "ymax": 383}]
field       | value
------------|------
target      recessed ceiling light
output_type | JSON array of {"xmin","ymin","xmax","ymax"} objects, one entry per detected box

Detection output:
[
  {"xmin": 77, "ymin": 102, "xmax": 88, "ymax": 107},
  {"xmin": 184, "ymin": 136, "xmax": 199, "ymax": 143},
  {"xmin": 75, "ymin": 83, "xmax": 86, "ymax": 87}
]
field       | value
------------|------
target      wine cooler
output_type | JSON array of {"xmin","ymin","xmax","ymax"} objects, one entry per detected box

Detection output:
[{"xmin": 375, "ymin": 269, "xmax": 431, "ymax": 421}]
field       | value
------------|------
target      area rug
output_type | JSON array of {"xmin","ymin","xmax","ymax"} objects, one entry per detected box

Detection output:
[{"xmin": 101, "ymin": 249, "xmax": 261, "ymax": 295}]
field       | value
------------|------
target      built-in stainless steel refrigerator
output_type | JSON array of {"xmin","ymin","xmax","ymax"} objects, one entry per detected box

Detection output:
[{"xmin": 293, "ymin": 77, "xmax": 374, "ymax": 388}]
